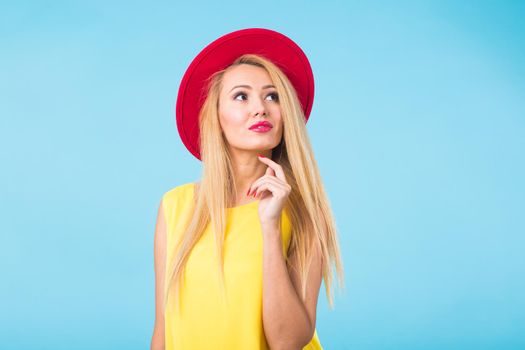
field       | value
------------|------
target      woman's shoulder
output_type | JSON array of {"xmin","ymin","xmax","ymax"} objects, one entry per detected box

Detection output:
[
  {"xmin": 161, "ymin": 182, "xmax": 198, "ymax": 227},
  {"xmin": 162, "ymin": 181, "xmax": 196, "ymax": 207}
]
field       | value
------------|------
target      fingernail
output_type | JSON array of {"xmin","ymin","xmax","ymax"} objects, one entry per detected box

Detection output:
[
  {"xmin": 258, "ymin": 154, "xmax": 266, "ymax": 158},
  {"xmin": 246, "ymin": 188, "xmax": 251, "ymax": 196}
]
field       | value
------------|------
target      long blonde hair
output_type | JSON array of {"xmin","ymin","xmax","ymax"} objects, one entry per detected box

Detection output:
[{"xmin": 164, "ymin": 53, "xmax": 345, "ymax": 312}]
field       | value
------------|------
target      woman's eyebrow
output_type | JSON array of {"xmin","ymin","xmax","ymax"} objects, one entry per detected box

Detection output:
[{"xmin": 229, "ymin": 84, "xmax": 276, "ymax": 92}]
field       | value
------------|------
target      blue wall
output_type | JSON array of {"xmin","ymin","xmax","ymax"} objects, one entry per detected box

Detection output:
[{"xmin": 1, "ymin": 1, "xmax": 523, "ymax": 349}]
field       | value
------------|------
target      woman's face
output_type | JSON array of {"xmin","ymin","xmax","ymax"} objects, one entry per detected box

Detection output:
[{"xmin": 218, "ymin": 64, "xmax": 283, "ymax": 156}]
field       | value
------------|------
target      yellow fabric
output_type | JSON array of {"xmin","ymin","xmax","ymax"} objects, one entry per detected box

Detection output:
[{"xmin": 162, "ymin": 182, "xmax": 323, "ymax": 349}]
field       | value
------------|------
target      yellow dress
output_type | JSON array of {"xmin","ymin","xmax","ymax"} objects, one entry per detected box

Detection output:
[{"xmin": 162, "ymin": 182, "xmax": 323, "ymax": 349}]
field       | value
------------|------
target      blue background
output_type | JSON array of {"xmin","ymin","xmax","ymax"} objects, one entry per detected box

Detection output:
[{"xmin": 1, "ymin": 1, "xmax": 524, "ymax": 349}]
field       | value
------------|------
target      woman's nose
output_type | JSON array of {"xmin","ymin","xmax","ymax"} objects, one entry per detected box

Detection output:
[{"xmin": 252, "ymin": 99, "xmax": 268, "ymax": 117}]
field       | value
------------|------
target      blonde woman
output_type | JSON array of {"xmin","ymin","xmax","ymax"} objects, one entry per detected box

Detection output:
[{"xmin": 151, "ymin": 28, "xmax": 344, "ymax": 350}]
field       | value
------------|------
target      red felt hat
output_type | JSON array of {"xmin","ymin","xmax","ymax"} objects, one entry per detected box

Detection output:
[{"xmin": 175, "ymin": 27, "xmax": 315, "ymax": 161}]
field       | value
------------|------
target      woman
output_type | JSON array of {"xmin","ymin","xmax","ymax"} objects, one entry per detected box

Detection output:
[{"xmin": 151, "ymin": 28, "xmax": 345, "ymax": 350}]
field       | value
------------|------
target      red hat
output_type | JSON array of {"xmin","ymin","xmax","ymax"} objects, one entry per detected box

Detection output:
[{"xmin": 175, "ymin": 27, "xmax": 315, "ymax": 161}]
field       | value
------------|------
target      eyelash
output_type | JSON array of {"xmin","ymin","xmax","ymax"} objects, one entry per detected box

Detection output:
[{"xmin": 233, "ymin": 91, "xmax": 279, "ymax": 102}]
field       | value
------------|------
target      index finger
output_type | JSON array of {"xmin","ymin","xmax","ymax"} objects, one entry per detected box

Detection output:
[{"xmin": 257, "ymin": 155, "xmax": 285, "ymax": 182}]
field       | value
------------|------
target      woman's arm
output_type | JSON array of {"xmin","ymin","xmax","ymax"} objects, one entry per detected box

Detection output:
[
  {"xmin": 150, "ymin": 198, "xmax": 167, "ymax": 350},
  {"xmin": 261, "ymin": 221, "xmax": 323, "ymax": 350}
]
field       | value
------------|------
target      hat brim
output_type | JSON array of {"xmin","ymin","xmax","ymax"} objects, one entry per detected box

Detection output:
[{"xmin": 176, "ymin": 27, "xmax": 315, "ymax": 161}]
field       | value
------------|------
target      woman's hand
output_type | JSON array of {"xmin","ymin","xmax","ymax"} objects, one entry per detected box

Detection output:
[{"xmin": 247, "ymin": 155, "xmax": 291, "ymax": 229}]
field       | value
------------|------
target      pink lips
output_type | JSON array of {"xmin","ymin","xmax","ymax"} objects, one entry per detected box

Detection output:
[
  {"xmin": 249, "ymin": 121, "xmax": 273, "ymax": 133},
  {"xmin": 250, "ymin": 126, "xmax": 272, "ymax": 133}
]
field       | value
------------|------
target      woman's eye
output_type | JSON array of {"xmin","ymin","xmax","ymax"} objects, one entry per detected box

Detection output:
[
  {"xmin": 267, "ymin": 93, "xmax": 279, "ymax": 102},
  {"xmin": 234, "ymin": 92, "xmax": 247, "ymax": 101},
  {"xmin": 233, "ymin": 91, "xmax": 279, "ymax": 102}
]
